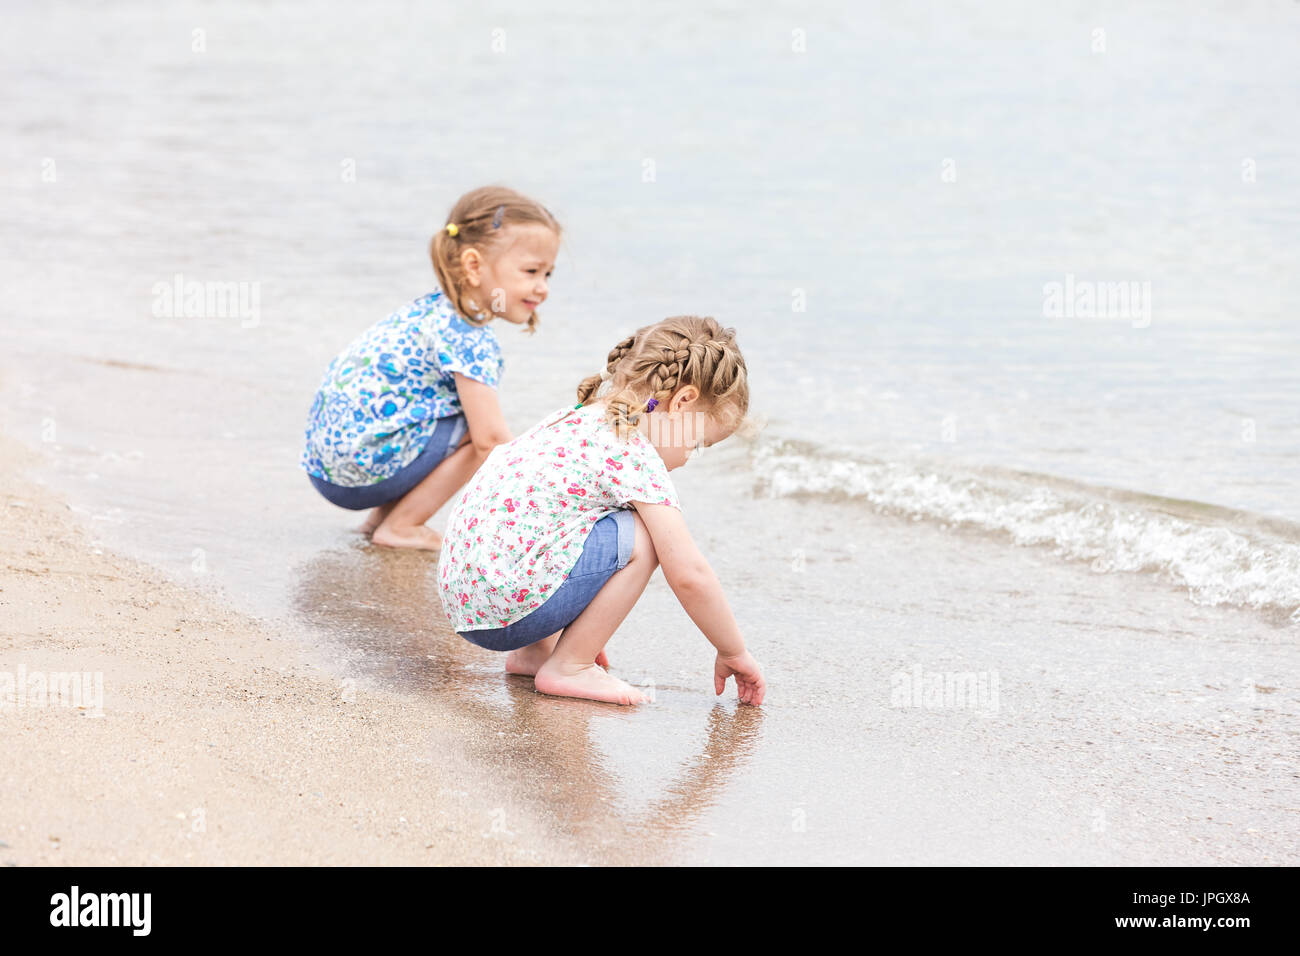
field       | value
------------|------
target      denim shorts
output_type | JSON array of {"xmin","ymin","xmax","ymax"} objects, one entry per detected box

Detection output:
[
  {"xmin": 308, "ymin": 414, "xmax": 468, "ymax": 510},
  {"xmin": 458, "ymin": 509, "xmax": 636, "ymax": 652}
]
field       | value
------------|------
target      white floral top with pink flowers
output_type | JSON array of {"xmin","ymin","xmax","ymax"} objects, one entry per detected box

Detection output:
[{"xmin": 437, "ymin": 402, "xmax": 681, "ymax": 632}]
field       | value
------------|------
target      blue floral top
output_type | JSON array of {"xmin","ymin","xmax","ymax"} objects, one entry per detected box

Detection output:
[{"xmin": 301, "ymin": 289, "xmax": 502, "ymax": 487}]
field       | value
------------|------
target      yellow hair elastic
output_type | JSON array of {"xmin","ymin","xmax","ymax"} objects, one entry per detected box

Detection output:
[{"xmin": 445, "ymin": 223, "xmax": 459, "ymax": 237}]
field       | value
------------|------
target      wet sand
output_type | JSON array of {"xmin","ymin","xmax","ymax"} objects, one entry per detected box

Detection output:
[
  {"xmin": 4, "ymin": 420, "xmax": 1296, "ymax": 866},
  {"xmin": 0, "ymin": 434, "xmax": 593, "ymax": 866}
]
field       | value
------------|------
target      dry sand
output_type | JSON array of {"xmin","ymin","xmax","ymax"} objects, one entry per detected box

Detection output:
[{"xmin": 0, "ymin": 434, "xmax": 586, "ymax": 866}]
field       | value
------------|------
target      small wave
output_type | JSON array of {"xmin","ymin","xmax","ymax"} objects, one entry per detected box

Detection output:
[{"xmin": 751, "ymin": 438, "xmax": 1300, "ymax": 624}]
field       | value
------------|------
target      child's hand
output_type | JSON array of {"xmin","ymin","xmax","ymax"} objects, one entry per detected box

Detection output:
[{"xmin": 714, "ymin": 650, "xmax": 765, "ymax": 706}]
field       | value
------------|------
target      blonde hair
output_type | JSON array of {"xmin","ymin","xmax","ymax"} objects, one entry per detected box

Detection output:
[
  {"xmin": 576, "ymin": 316, "xmax": 750, "ymax": 441},
  {"xmin": 430, "ymin": 185, "xmax": 561, "ymax": 333}
]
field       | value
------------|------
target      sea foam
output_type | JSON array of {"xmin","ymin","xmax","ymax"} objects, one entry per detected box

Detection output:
[{"xmin": 752, "ymin": 438, "xmax": 1300, "ymax": 625}]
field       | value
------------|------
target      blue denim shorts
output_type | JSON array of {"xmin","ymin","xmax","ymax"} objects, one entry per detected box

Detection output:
[
  {"xmin": 458, "ymin": 509, "xmax": 636, "ymax": 652},
  {"xmin": 308, "ymin": 414, "xmax": 468, "ymax": 510}
]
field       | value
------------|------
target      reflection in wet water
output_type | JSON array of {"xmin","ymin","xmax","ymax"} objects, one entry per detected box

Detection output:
[{"xmin": 291, "ymin": 543, "xmax": 763, "ymax": 863}]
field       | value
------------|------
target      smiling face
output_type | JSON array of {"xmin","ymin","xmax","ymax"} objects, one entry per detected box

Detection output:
[
  {"xmin": 460, "ymin": 223, "xmax": 559, "ymax": 325},
  {"xmin": 632, "ymin": 385, "xmax": 735, "ymax": 471}
]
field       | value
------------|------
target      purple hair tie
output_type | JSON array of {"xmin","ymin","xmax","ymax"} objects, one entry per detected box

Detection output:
[{"xmin": 645, "ymin": 398, "xmax": 659, "ymax": 412}]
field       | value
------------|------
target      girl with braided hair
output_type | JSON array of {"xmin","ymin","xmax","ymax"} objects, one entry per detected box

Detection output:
[{"xmin": 437, "ymin": 316, "xmax": 766, "ymax": 707}]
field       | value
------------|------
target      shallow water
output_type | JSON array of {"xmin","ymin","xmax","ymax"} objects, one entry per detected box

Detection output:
[{"xmin": 2, "ymin": 0, "xmax": 1297, "ymax": 863}]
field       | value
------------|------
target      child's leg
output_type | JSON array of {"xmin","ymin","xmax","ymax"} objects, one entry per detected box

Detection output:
[
  {"xmin": 534, "ymin": 513, "xmax": 657, "ymax": 705},
  {"xmin": 505, "ymin": 633, "xmax": 611, "ymax": 676},
  {"xmin": 357, "ymin": 501, "xmax": 395, "ymax": 535},
  {"xmin": 371, "ymin": 438, "xmax": 484, "ymax": 550},
  {"xmin": 504, "ymin": 631, "xmax": 561, "ymax": 676}
]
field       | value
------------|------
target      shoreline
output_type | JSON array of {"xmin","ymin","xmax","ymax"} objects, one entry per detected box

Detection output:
[{"xmin": 0, "ymin": 433, "xmax": 583, "ymax": 866}]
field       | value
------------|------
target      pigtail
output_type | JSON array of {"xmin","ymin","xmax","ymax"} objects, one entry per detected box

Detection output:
[
  {"xmin": 605, "ymin": 385, "xmax": 647, "ymax": 441},
  {"xmin": 576, "ymin": 333, "xmax": 638, "ymax": 407},
  {"xmin": 430, "ymin": 227, "xmax": 465, "ymax": 318}
]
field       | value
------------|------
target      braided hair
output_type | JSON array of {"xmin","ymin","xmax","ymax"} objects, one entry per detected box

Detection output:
[{"xmin": 576, "ymin": 316, "xmax": 749, "ymax": 441}]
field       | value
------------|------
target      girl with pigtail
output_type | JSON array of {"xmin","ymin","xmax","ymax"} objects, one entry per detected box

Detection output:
[
  {"xmin": 437, "ymin": 316, "xmax": 766, "ymax": 707},
  {"xmin": 300, "ymin": 185, "xmax": 560, "ymax": 549}
]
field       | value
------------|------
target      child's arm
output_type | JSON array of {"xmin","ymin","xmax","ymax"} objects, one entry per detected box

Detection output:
[
  {"xmin": 453, "ymin": 373, "xmax": 513, "ymax": 455},
  {"xmin": 632, "ymin": 501, "xmax": 766, "ymax": 705}
]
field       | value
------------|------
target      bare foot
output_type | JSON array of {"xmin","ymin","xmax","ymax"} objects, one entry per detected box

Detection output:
[
  {"xmin": 504, "ymin": 643, "xmax": 552, "ymax": 677},
  {"xmin": 534, "ymin": 660, "xmax": 646, "ymax": 706},
  {"xmin": 357, "ymin": 503, "xmax": 395, "ymax": 535},
  {"xmin": 370, "ymin": 524, "xmax": 443, "ymax": 551},
  {"xmin": 505, "ymin": 644, "xmax": 608, "ymax": 677}
]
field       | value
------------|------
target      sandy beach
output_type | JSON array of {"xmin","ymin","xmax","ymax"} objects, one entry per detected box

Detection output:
[
  {"xmin": 0, "ymin": 434, "xmax": 591, "ymax": 866},
  {"xmin": 5, "ymin": 421, "xmax": 1297, "ymax": 867}
]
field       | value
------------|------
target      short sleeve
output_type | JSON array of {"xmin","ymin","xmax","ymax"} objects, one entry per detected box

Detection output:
[
  {"xmin": 608, "ymin": 434, "xmax": 681, "ymax": 510},
  {"xmin": 439, "ymin": 322, "xmax": 503, "ymax": 389}
]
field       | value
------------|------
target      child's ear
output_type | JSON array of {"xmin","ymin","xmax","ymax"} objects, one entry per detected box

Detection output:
[
  {"xmin": 670, "ymin": 385, "xmax": 700, "ymax": 412},
  {"xmin": 460, "ymin": 248, "xmax": 483, "ymax": 286}
]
